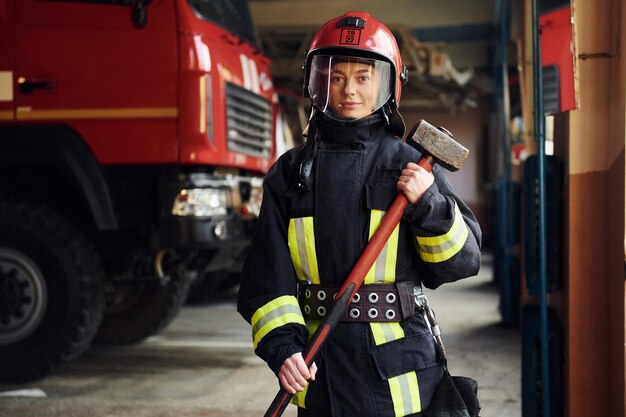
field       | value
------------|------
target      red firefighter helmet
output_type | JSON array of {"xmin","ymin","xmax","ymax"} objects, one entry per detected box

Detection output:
[{"xmin": 303, "ymin": 11, "xmax": 408, "ymax": 116}]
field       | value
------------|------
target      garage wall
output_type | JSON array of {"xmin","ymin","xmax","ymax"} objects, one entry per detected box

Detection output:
[{"xmin": 402, "ymin": 103, "xmax": 493, "ymax": 243}]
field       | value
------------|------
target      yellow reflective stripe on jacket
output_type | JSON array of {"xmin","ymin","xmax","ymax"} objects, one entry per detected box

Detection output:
[
  {"xmin": 415, "ymin": 203, "xmax": 469, "ymax": 263},
  {"xmin": 365, "ymin": 210, "xmax": 400, "ymax": 284},
  {"xmin": 288, "ymin": 217, "xmax": 320, "ymax": 283},
  {"xmin": 251, "ymin": 295, "xmax": 305, "ymax": 349},
  {"xmin": 369, "ymin": 322, "xmax": 422, "ymax": 416}
]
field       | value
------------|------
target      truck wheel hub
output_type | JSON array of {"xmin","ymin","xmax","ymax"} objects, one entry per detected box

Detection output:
[{"xmin": 0, "ymin": 248, "xmax": 47, "ymax": 345}]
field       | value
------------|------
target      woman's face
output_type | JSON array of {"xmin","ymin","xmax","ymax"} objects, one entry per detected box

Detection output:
[{"xmin": 328, "ymin": 61, "xmax": 380, "ymax": 120}]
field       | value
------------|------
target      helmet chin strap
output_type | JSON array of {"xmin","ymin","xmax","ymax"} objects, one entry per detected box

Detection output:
[
  {"xmin": 298, "ymin": 108, "xmax": 319, "ymax": 191},
  {"xmin": 386, "ymin": 103, "xmax": 406, "ymax": 138},
  {"xmin": 382, "ymin": 104, "xmax": 391, "ymax": 124}
]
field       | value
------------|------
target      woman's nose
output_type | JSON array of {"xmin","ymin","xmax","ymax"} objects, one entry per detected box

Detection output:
[{"xmin": 343, "ymin": 78, "xmax": 357, "ymax": 95}]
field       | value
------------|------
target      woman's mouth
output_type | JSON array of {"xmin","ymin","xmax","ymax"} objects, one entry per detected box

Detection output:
[{"xmin": 340, "ymin": 102, "xmax": 361, "ymax": 109}]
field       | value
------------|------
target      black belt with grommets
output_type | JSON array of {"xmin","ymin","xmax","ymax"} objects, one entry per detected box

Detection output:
[{"xmin": 297, "ymin": 281, "xmax": 421, "ymax": 322}]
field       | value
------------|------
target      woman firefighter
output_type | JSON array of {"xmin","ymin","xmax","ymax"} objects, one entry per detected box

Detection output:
[{"xmin": 237, "ymin": 11, "xmax": 482, "ymax": 417}]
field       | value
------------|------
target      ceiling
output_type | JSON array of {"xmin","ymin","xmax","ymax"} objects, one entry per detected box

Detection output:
[{"xmin": 249, "ymin": 0, "xmax": 498, "ymax": 112}]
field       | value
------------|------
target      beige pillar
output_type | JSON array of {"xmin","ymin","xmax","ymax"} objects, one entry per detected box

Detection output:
[{"xmin": 567, "ymin": 0, "xmax": 625, "ymax": 415}]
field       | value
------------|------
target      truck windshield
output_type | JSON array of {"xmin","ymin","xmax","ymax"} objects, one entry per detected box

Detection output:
[{"xmin": 187, "ymin": 0, "xmax": 259, "ymax": 49}]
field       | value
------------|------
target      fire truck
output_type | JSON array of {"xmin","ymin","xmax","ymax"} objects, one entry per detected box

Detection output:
[{"xmin": 0, "ymin": 0, "xmax": 276, "ymax": 382}]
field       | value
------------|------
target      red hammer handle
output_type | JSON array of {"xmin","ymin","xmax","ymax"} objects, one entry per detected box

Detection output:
[{"xmin": 264, "ymin": 154, "xmax": 435, "ymax": 417}]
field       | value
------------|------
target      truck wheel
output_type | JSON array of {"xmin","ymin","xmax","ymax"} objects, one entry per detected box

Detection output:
[
  {"xmin": 0, "ymin": 202, "xmax": 105, "ymax": 383},
  {"xmin": 95, "ymin": 269, "xmax": 191, "ymax": 344}
]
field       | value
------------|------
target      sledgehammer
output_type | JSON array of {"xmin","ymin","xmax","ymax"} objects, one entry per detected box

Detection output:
[{"xmin": 264, "ymin": 119, "xmax": 469, "ymax": 417}]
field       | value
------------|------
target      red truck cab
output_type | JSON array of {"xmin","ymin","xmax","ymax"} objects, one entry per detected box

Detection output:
[{"xmin": 0, "ymin": 0, "xmax": 275, "ymax": 382}]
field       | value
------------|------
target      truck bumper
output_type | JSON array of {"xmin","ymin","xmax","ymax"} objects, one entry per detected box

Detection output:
[
  {"xmin": 158, "ymin": 172, "xmax": 261, "ymax": 249},
  {"xmin": 160, "ymin": 213, "xmax": 256, "ymax": 249}
]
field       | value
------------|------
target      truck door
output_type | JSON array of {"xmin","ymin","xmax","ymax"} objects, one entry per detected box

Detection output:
[{"xmin": 13, "ymin": 0, "xmax": 179, "ymax": 164}]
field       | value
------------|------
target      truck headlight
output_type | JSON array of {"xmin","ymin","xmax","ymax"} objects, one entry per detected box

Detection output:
[{"xmin": 171, "ymin": 188, "xmax": 230, "ymax": 217}]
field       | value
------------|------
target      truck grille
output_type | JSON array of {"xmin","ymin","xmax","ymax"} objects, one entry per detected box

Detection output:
[{"xmin": 225, "ymin": 82, "xmax": 273, "ymax": 158}]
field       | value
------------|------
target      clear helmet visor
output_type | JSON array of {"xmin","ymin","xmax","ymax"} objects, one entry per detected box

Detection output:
[{"xmin": 308, "ymin": 55, "xmax": 392, "ymax": 121}]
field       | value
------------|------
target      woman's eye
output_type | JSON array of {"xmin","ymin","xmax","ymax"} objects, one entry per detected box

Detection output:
[
  {"xmin": 331, "ymin": 76, "xmax": 345, "ymax": 83},
  {"xmin": 359, "ymin": 76, "xmax": 370, "ymax": 82}
]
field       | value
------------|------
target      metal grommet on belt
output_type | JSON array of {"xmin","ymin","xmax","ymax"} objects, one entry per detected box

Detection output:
[
  {"xmin": 368, "ymin": 308, "xmax": 379, "ymax": 319},
  {"xmin": 303, "ymin": 305, "xmax": 311, "ymax": 315},
  {"xmin": 317, "ymin": 290, "xmax": 326, "ymax": 301},
  {"xmin": 352, "ymin": 292, "xmax": 360, "ymax": 303},
  {"xmin": 385, "ymin": 293, "xmax": 396, "ymax": 303},
  {"xmin": 304, "ymin": 289, "xmax": 311, "ymax": 299},
  {"xmin": 385, "ymin": 309, "xmax": 396, "ymax": 320},
  {"xmin": 350, "ymin": 308, "xmax": 360, "ymax": 319},
  {"xmin": 368, "ymin": 292, "xmax": 379, "ymax": 303},
  {"xmin": 317, "ymin": 306, "xmax": 326, "ymax": 317}
]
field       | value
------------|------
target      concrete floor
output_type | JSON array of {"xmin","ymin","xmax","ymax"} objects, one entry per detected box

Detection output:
[{"xmin": 0, "ymin": 254, "xmax": 520, "ymax": 417}]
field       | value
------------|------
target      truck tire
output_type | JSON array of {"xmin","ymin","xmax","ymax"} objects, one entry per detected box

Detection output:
[
  {"xmin": 0, "ymin": 202, "xmax": 105, "ymax": 383},
  {"xmin": 95, "ymin": 269, "xmax": 191, "ymax": 344}
]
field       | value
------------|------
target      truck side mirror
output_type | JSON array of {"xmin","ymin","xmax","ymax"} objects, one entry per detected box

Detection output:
[{"xmin": 132, "ymin": 0, "xmax": 151, "ymax": 29}]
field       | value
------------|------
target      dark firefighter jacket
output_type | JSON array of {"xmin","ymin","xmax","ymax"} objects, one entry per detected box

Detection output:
[{"xmin": 237, "ymin": 113, "xmax": 482, "ymax": 417}]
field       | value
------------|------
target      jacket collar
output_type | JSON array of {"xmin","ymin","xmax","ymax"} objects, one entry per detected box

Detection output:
[{"xmin": 316, "ymin": 112, "xmax": 387, "ymax": 146}]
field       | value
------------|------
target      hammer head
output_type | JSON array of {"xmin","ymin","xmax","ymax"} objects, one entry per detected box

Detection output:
[{"xmin": 406, "ymin": 119, "xmax": 469, "ymax": 172}]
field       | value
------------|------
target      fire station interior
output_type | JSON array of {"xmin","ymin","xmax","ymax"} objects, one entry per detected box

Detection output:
[
  {"xmin": 249, "ymin": 0, "xmax": 625, "ymax": 415},
  {"xmin": 0, "ymin": 0, "xmax": 624, "ymax": 417}
]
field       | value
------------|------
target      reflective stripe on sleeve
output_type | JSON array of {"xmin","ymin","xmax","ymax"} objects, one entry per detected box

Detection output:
[
  {"xmin": 369, "ymin": 322, "xmax": 421, "ymax": 416},
  {"xmin": 251, "ymin": 295, "xmax": 305, "ymax": 349},
  {"xmin": 365, "ymin": 210, "xmax": 399, "ymax": 284},
  {"xmin": 288, "ymin": 217, "xmax": 320, "ymax": 283},
  {"xmin": 415, "ymin": 203, "xmax": 469, "ymax": 263}
]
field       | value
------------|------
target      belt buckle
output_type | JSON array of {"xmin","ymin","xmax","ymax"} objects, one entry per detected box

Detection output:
[{"xmin": 414, "ymin": 286, "xmax": 428, "ymax": 311}]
